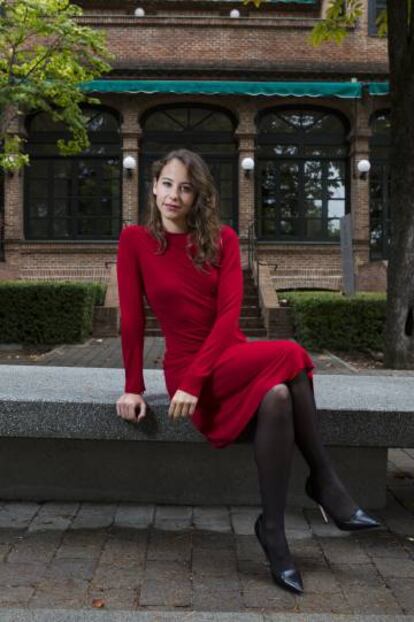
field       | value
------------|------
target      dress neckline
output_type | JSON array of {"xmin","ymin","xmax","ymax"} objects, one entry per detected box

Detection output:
[{"xmin": 164, "ymin": 230, "xmax": 189, "ymax": 236}]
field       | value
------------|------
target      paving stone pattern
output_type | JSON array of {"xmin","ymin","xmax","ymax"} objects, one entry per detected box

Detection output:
[
  {"xmin": 0, "ymin": 449, "xmax": 412, "ymax": 614},
  {"xmin": 0, "ymin": 336, "xmax": 358, "ymax": 373}
]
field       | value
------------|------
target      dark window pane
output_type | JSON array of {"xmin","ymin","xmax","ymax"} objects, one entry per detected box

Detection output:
[
  {"xmin": 28, "ymin": 219, "xmax": 48, "ymax": 238},
  {"xmin": 272, "ymin": 145, "xmax": 298, "ymax": 156},
  {"xmin": 54, "ymin": 161, "xmax": 72, "ymax": 178},
  {"xmin": 280, "ymin": 219, "xmax": 299, "ymax": 235},
  {"xmin": 259, "ymin": 114, "xmax": 293, "ymax": 133},
  {"xmin": 30, "ymin": 180, "xmax": 48, "ymax": 198},
  {"xmin": 263, "ymin": 220, "xmax": 276, "ymax": 235},
  {"xmin": 311, "ymin": 113, "xmax": 345, "ymax": 135},
  {"xmin": 280, "ymin": 202, "xmax": 298, "ymax": 218},
  {"xmin": 53, "ymin": 199, "xmax": 70, "ymax": 217},
  {"xmin": 28, "ymin": 161, "xmax": 48, "ymax": 178},
  {"xmin": 102, "ymin": 158, "xmax": 120, "ymax": 178},
  {"xmin": 86, "ymin": 111, "xmax": 119, "ymax": 133},
  {"xmin": 78, "ymin": 198, "xmax": 100, "ymax": 216},
  {"xmin": 305, "ymin": 219, "xmax": 323, "ymax": 237},
  {"xmin": 52, "ymin": 219, "xmax": 71, "ymax": 237},
  {"xmin": 143, "ymin": 107, "xmax": 234, "ymax": 133},
  {"xmin": 305, "ymin": 199, "xmax": 322, "ymax": 218},
  {"xmin": 259, "ymin": 110, "xmax": 346, "ymax": 139},
  {"xmin": 264, "ymin": 207, "xmax": 276, "ymax": 219},
  {"xmin": 303, "ymin": 145, "xmax": 347, "ymax": 157},
  {"xmin": 100, "ymin": 195, "xmax": 120, "ymax": 215},
  {"xmin": 30, "ymin": 199, "xmax": 48, "ymax": 218},
  {"xmin": 53, "ymin": 179, "xmax": 71, "ymax": 197},
  {"xmin": 101, "ymin": 178, "xmax": 120, "ymax": 196}
]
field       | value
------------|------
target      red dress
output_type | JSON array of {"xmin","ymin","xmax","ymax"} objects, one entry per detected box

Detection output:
[{"xmin": 117, "ymin": 224, "xmax": 315, "ymax": 449}]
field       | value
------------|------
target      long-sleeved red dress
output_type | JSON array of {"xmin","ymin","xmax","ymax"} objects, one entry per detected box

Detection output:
[{"xmin": 116, "ymin": 224, "xmax": 315, "ymax": 449}]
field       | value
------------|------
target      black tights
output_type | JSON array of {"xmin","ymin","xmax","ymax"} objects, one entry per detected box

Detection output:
[{"xmin": 249, "ymin": 370, "xmax": 358, "ymax": 570}]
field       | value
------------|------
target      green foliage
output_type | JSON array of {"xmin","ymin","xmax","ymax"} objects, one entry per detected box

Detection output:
[
  {"xmin": 0, "ymin": 0, "xmax": 114, "ymax": 172},
  {"xmin": 242, "ymin": 0, "xmax": 385, "ymax": 44},
  {"xmin": 0, "ymin": 281, "xmax": 106, "ymax": 344},
  {"xmin": 311, "ymin": 0, "xmax": 363, "ymax": 46},
  {"xmin": 283, "ymin": 291, "xmax": 386, "ymax": 352}
]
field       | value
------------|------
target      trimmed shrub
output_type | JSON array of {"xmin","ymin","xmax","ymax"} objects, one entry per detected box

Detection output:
[
  {"xmin": 282, "ymin": 291, "xmax": 386, "ymax": 352},
  {"xmin": 0, "ymin": 281, "xmax": 107, "ymax": 344}
]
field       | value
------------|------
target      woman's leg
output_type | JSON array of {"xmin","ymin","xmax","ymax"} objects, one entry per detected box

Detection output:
[
  {"xmin": 287, "ymin": 370, "xmax": 357, "ymax": 520},
  {"xmin": 252, "ymin": 384, "xmax": 296, "ymax": 570}
]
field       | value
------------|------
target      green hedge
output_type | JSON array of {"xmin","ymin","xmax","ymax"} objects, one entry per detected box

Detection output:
[
  {"xmin": 0, "ymin": 281, "xmax": 107, "ymax": 345},
  {"xmin": 282, "ymin": 291, "xmax": 386, "ymax": 352}
]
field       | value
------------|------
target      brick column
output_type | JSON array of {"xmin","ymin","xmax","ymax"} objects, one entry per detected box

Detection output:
[
  {"xmin": 120, "ymin": 98, "xmax": 141, "ymax": 226},
  {"xmin": 348, "ymin": 98, "xmax": 371, "ymax": 275},
  {"xmin": 4, "ymin": 112, "xmax": 26, "ymax": 249},
  {"xmin": 235, "ymin": 106, "xmax": 256, "ymax": 241}
]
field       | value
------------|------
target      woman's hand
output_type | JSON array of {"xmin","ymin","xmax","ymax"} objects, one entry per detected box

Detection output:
[
  {"xmin": 168, "ymin": 389, "xmax": 198, "ymax": 421},
  {"xmin": 116, "ymin": 392, "xmax": 147, "ymax": 424}
]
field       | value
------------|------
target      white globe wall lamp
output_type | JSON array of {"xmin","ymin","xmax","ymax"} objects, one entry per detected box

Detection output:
[
  {"xmin": 356, "ymin": 159, "xmax": 371, "ymax": 180},
  {"xmin": 241, "ymin": 157, "xmax": 255, "ymax": 178},
  {"xmin": 123, "ymin": 155, "xmax": 137, "ymax": 178},
  {"xmin": 134, "ymin": 7, "xmax": 145, "ymax": 17}
]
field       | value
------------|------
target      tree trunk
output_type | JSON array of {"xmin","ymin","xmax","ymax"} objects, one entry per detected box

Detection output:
[{"xmin": 383, "ymin": 0, "xmax": 414, "ymax": 368}]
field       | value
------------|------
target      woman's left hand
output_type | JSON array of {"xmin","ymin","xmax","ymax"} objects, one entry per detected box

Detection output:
[{"xmin": 168, "ymin": 389, "xmax": 198, "ymax": 420}]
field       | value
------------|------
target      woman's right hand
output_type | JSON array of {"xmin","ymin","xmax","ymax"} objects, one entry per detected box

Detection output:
[{"xmin": 116, "ymin": 393, "xmax": 147, "ymax": 424}]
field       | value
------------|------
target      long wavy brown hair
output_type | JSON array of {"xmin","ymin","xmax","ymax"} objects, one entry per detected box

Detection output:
[{"xmin": 143, "ymin": 149, "xmax": 223, "ymax": 271}]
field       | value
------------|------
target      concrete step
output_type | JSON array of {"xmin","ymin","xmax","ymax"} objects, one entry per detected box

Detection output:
[
  {"xmin": 145, "ymin": 316, "xmax": 263, "ymax": 328},
  {"xmin": 144, "ymin": 327, "xmax": 267, "ymax": 337}
]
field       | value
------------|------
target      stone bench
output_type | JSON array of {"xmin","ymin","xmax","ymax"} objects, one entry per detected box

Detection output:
[{"xmin": 1, "ymin": 366, "xmax": 413, "ymax": 508}]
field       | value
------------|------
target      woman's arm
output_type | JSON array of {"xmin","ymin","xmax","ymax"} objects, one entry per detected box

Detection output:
[
  {"xmin": 116, "ymin": 225, "xmax": 146, "ymax": 394},
  {"xmin": 177, "ymin": 225, "xmax": 243, "ymax": 398}
]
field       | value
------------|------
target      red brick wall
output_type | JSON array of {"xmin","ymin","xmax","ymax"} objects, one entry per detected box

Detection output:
[{"xmin": 1, "ymin": 1, "xmax": 389, "ymax": 292}]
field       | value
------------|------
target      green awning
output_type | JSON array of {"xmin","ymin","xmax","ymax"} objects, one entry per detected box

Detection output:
[
  {"xmin": 368, "ymin": 82, "xmax": 389, "ymax": 96},
  {"xmin": 79, "ymin": 80, "xmax": 362, "ymax": 99}
]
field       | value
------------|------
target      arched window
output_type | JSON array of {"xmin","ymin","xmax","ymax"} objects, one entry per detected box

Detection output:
[
  {"xmin": 140, "ymin": 104, "xmax": 238, "ymax": 228},
  {"xmin": 256, "ymin": 108, "xmax": 349, "ymax": 242},
  {"xmin": 24, "ymin": 107, "xmax": 122, "ymax": 240},
  {"xmin": 369, "ymin": 110, "xmax": 390, "ymax": 260}
]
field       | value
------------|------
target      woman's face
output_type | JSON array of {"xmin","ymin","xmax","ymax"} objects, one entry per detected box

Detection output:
[{"xmin": 153, "ymin": 158, "xmax": 197, "ymax": 231}]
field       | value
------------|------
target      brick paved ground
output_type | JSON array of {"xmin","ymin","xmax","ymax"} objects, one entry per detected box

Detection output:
[
  {"xmin": 0, "ymin": 449, "xmax": 412, "ymax": 614},
  {"xmin": 1, "ymin": 337, "xmax": 413, "ymax": 616},
  {"xmin": 0, "ymin": 336, "xmax": 369, "ymax": 373}
]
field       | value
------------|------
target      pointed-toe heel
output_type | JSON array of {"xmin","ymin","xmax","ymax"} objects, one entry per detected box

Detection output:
[
  {"xmin": 305, "ymin": 476, "xmax": 381, "ymax": 531},
  {"xmin": 254, "ymin": 514, "xmax": 304, "ymax": 595}
]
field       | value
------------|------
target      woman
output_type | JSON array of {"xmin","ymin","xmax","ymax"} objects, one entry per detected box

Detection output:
[{"xmin": 116, "ymin": 148, "xmax": 380, "ymax": 595}]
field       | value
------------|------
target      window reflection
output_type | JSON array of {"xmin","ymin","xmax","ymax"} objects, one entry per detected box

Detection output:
[
  {"xmin": 25, "ymin": 108, "xmax": 122, "ymax": 240},
  {"xmin": 257, "ymin": 109, "xmax": 347, "ymax": 241}
]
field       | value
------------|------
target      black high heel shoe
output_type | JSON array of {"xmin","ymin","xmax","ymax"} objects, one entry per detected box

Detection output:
[
  {"xmin": 254, "ymin": 513, "xmax": 304, "ymax": 595},
  {"xmin": 305, "ymin": 476, "xmax": 381, "ymax": 531}
]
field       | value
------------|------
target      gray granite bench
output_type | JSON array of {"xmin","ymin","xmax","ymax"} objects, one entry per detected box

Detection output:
[{"xmin": 1, "ymin": 366, "xmax": 413, "ymax": 508}]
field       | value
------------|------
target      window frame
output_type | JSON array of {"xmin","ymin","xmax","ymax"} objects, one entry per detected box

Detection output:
[
  {"xmin": 368, "ymin": 0, "xmax": 386, "ymax": 36},
  {"xmin": 24, "ymin": 106, "xmax": 122, "ymax": 242},
  {"xmin": 255, "ymin": 106, "xmax": 350, "ymax": 244},
  {"xmin": 140, "ymin": 103, "xmax": 239, "ymax": 230}
]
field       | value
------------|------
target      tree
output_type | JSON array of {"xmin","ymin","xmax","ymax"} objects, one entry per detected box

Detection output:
[
  {"xmin": 0, "ymin": 0, "xmax": 114, "ymax": 172},
  {"xmin": 244, "ymin": 0, "xmax": 414, "ymax": 369}
]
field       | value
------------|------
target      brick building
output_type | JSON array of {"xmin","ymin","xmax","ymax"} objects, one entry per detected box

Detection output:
[{"xmin": 0, "ymin": 0, "xmax": 390, "ymax": 291}]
